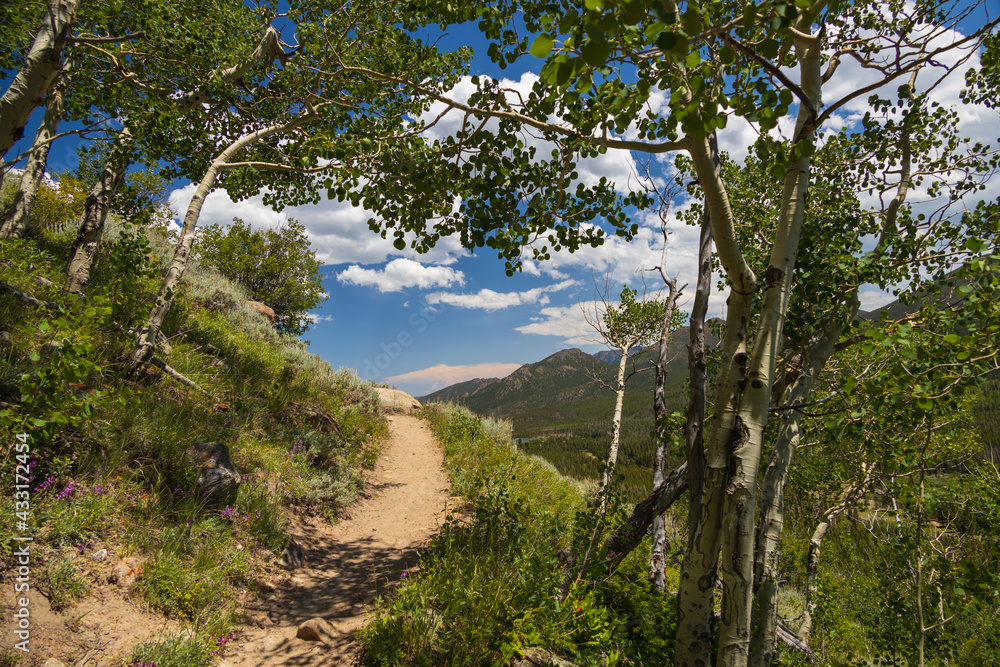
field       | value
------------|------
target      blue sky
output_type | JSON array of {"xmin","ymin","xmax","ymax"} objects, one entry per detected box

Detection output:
[{"xmin": 7, "ymin": 10, "xmax": 998, "ymax": 397}]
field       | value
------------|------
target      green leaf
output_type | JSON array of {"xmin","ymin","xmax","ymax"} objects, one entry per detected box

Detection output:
[
  {"xmin": 529, "ymin": 33, "xmax": 555, "ymax": 58},
  {"xmin": 655, "ymin": 31, "xmax": 679, "ymax": 52},
  {"xmin": 581, "ymin": 37, "xmax": 611, "ymax": 66},
  {"xmin": 584, "ymin": 0, "xmax": 604, "ymax": 10},
  {"xmin": 681, "ymin": 6, "xmax": 703, "ymax": 34}
]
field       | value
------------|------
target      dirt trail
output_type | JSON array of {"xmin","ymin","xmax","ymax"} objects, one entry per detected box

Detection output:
[{"xmin": 221, "ymin": 414, "xmax": 452, "ymax": 667}]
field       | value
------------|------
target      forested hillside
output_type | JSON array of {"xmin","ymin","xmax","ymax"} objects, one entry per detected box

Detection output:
[{"xmin": 422, "ymin": 338, "xmax": 696, "ymax": 499}]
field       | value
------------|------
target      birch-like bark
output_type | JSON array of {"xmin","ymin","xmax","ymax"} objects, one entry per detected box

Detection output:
[
  {"xmin": 685, "ymin": 134, "xmax": 717, "ymax": 547},
  {"xmin": 127, "ymin": 112, "xmax": 320, "ymax": 373},
  {"xmin": 747, "ymin": 300, "xmax": 855, "ymax": 667},
  {"xmin": 0, "ymin": 0, "xmax": 80, "ymax": 158},
  {"xmin": 1, "ymin": 82, "xmax": 64, "ymax": 238},
  {"xmin": 601, "ymin": 349, "xmax": 630, "ymax": 505},
  {"xmin": 64, "ymin": 128, "xmax": 131, "ymax": 293},
  {"xmin": 651, "ymin": 280, "xmax": 682, "ymax": 590},
  {"xmin": 715, "ymin": 31, "xmax": 824, "ymax": 667},
  {"xmin": 798, "ymin": 508, "xmax": 838, "ymax": 643},
  {"xmin": 675, "ymin": 128, "xmax": 756, "ymax": 667}
]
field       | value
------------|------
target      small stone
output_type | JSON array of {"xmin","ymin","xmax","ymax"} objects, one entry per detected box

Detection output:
[
  {"xmin": 43, "ymin": 659, "xmax": 67, "ymax": 667},
  {"xmin": 296, "ymin": 617, "xmax": 332, "ymax": 642},
  {"xmin": 280, "ymin": 539, "xmax": 305, "ymax": 570},
  {"xmin": 111, "ymin": 557, "xmax": 144, "ymax": 588},
  {"xmin": 90, "ymin": 548, "xmax": 108, "ymax": 562},
  {"xmin": 193, "ymin": 441, "xmax": 241, "ymax": 507},
  {"xmin": 253, "ymin": 614, "xmax": 273, "ymax": 629}
]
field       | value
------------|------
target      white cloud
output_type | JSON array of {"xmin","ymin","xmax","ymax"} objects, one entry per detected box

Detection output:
[
  {"xmin": 386, "ymin": 362, "xmax": 522, "ymax": 396},
  {"xmin": 426, "ymin": 279, "xmax": 578, "ymax": 311},
  {"xmin": 305, "ymin": 313, "xmax": 336, "ymax": 323},
  {"xmin": 337, "ymin": 258, "xmax": 465, "ymax": 293}
]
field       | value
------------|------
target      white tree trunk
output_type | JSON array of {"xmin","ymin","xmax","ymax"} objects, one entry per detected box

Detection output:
[
  {"xmin": 128, "ymin": 112, "xmax": 320, "ymax": 373},
  {"xmin": 1, "ymin": 82, "xmax": 64, "ymax": 238},
  {"xmin": 0, "ymin": 0, "xmax": 80, "ymax": 159},
  {"xmin": 715, "ymin": 31, "xmax": 824, "ymax": 667},
  {"xmin": 650, "ymin": 281, "xmax": 682, "ymax": 590},
  {"xmin": 675, "ymin": 126, "xmax": 755, "ymax": 667},
  {"xmin": 63, "ymin": 26, "xmax": 292, "ymax": 294},
  {"xmin": 601, "ymin": 349, "xmax": 630, "ymax": 505},
  {"xmin": 64, "ymin": 128, "xmax": 131, "ymax": 293}
]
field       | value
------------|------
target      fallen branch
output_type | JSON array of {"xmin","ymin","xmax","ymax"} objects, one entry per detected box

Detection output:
[
  {"xmin": 514, "ymin": 648, "xmax": 582, "ymax": 667},
  {"xmin": 604, "ymin": 461, "xmax": 689, "ymax": 570},
  {"xmin": 1, "ymin": 279, "xmax": 60, "ymax": 309},
  {"xmin": 148, "ymin": 357, "xmax": 208, "ymax": 394}
]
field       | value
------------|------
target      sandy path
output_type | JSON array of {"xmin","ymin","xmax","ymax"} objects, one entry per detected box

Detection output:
[{"xmin": 222, "ymin": 414, "xmax": 452, "ymax": 667}]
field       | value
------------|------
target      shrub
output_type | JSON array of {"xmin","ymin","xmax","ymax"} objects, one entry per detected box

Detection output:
[
  {"xmin": 40, "ymin": 558, "xmax": 88, "ymax": 611},
  {"xmin": 128, "ymin": 631, "xmax": 212, "ymax": 667}
]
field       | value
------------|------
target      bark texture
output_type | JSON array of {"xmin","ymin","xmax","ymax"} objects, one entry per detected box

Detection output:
[
  {"xmin": 64, "ymin": 129, "xmax": 132, "ymax": 293},
  {"xmin": 675, "ymin": 128, "xmax": 755, "ymax": 667},
  {"xmin": 684, "ymin": 135, "xmax": 716, "ymax": 546},
  {"xmin": 63, "ymin": 26, "xmax": 293, "ymax": 294},
  {"xmin": 0, "ymin": 0, "xmax": 80, "ymax": 158},
  {"xmin": 1, "ymin": 83, "xmax": 64, "ymax": 238},
  {"xmin": 650, "ymin": 280, "xmax": 682, "ymax": 590},
  {"xmin": 600, "ymin": 350, "xmax": 630, "ymax": 503},
  {"xmin": 714, "ymin": 31, "xmax": 823, "ymax": 667}
]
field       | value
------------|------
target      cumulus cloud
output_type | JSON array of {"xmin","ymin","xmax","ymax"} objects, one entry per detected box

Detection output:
[
  {"xmin": 386, "ymin": 362, "xmax": 522, "ymax": 396},
  {"xmin": 337, "ymin": 258, "xmax": 465, "ymax": 293},
  {"xmin": 426, "ymin": 279, "xmax": 578, "ymax": 311}
]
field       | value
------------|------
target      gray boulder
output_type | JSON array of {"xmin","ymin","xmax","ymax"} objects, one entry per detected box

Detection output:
[{"xmin": 195, "ymin": 441, "xmax": 241, "ymax": 506}]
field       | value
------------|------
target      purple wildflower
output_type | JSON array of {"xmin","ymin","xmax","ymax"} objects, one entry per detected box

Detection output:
[{"xmin": 57, "ymin": 480, "xmax": 75, "ymax": 500}]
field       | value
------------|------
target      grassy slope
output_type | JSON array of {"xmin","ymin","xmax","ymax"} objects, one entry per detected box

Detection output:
[{"xmin": 0, "ymin": 227, "xmax": 387, "ymax": 665}]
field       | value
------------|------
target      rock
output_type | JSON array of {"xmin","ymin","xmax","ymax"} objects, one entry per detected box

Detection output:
[
  {"xmin": 280, "ymin": 539, "xmax": 305, "ymax": 569},
  {"xmin": 43, "ymin": 659, "xmax": 67, "ymax": 667},
  {"xmin": 374, "ymin": 387, "xmax": 422, "ymax": 415},
  {"xmin": 247, "ymin": 300, "xmax": 275, "ymax": 324},
  {"xmin": 193, "ymin": 441, "xmax": 241, "ymax": 506},
  {"xmin": 90, "ymin": 548, "xmax": 108, "ymax": 562},
  {"xmin": 296, "ymin": 617, "xmax": 333, "ymax": 642},
  {"xmin": 252, "ymin": 614, "xmax": 273, "ymax": 629},
  {"xmin": 111, "ymin": 557, "xmax": 144, "ymax": 588},
  {"xmin": 0, "ymin": 331, "xmax": 11, "ymax": 344}
]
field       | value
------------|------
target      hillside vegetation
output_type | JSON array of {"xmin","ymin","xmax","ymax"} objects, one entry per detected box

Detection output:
[{"xmin": 0, "ymin": 216, "xmax": 386, "ymax": 665}]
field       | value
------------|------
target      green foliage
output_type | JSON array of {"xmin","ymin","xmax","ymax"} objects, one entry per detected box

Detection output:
[
  {"xmin": 0, "ymin": 172, "xmax": 85, "ymax": 234},
  {"xmin": 601, "ymin": 285, "xmax": 669, "ymax": 353},
  {"xmin": 0, "ymin": 233, "xmax": 387, "ymax": 640},
  {"xmin": 0, "ymin": 293, "xmax": 127, "ymax": 447},
  {"xmin": 40, "ymin": 558, "xmax": 89, "ymax": 611},
  {"xmin": 195, "ymin": 218, "xmax": 327, "ymax": 336},
  {"xmin": 128, "ymin": 631, "xmax": 212, "ymax": 667}
]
